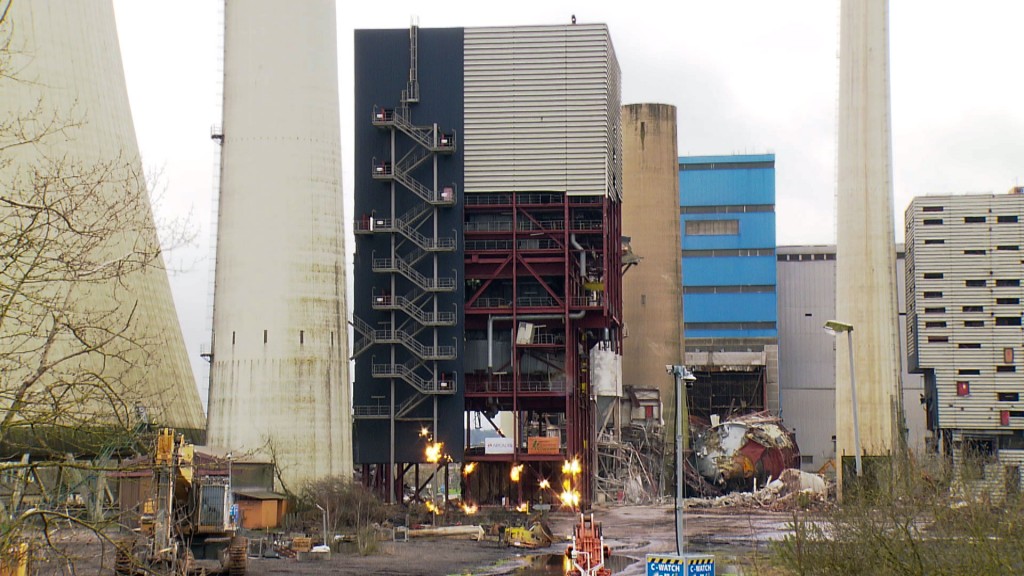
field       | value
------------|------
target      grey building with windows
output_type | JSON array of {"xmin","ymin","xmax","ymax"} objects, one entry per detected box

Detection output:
[
  {"xmin": 906, "ymin": 189, "xmax": 1024, "ymax": 494},
  {"xmin": 777, "ymin": 245, "xmax": 927, "ymax": 471}
]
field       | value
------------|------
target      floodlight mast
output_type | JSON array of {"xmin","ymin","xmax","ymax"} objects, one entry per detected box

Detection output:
[{"xmin": 666, "ymin": 364, "xmax": 696, "ymax": 556}]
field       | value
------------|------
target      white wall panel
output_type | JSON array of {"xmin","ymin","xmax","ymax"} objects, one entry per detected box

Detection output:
[{"xmin": 464, "ymin": 25, "xmax": 619, "ymax": 197}]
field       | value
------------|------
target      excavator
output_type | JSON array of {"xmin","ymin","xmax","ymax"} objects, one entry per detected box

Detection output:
[
  {"xmin": 116, "ymin": 429, "xmax": 246, "ymax": 575},
  {"xmin": 564, "ymin": 514, "xmax": 612, "ymax": 576}
]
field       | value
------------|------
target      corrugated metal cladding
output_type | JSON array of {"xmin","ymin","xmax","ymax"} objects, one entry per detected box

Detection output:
[
  {"xmin": 464, "ymin": 25, "xmax": 621, "ymax": 197},
  {"xmin": 679, "ymin": 153, "xmax": 777, "ymax": 339},
  {"xmin": 906, "ymin": 193, "xmax": 1024, "ymax": 433},
  {"xmin": 678, "ymin": 155, "xmax": 775, "ymax": 207}
]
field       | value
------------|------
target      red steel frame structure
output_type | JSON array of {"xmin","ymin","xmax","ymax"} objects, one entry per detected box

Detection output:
[{"xmin": 462, "ymin": 192, "xmax": 622, "ymax": 508}]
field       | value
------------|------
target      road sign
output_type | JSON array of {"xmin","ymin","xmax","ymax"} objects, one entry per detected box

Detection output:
[{"xmin": 646, "ymin": 554, "xmax": 715, "ymax": 576}]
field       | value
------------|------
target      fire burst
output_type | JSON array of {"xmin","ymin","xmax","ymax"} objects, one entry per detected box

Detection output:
[
  {"xmin": 425, "ymin": 441, "xmax": 444, "ymax": 463},
  {"xmin": 510, "ymin": 464, "xmax": 524, "ymax": 482},
  {"xmin": 463, "ymin": 462, "xmax": 477, "ymax": 476},
  {"xmin": 559, "ymin": 489, "xmax": 581, "ymax": 509},
  {"xmin": 419, "ymin": 427, "xmax": 431, "ymax": 438},
  {"xmin": 516, "ymin": 502, "xmax": 530, "ymax": 513},
  {"xmin": 425, "ymin": 500, "xmax": 441, "ymax": 515},
  {"xmin": 538, "ymin": 479, "xmax": 551, "ymax": 489},
  {"xmin": 562, "ymin": 458, "xmax": 582, "ymax": 476},
  {"xmin": 461, "ymin": 503, "xmax": 479, "ymax": 515}
]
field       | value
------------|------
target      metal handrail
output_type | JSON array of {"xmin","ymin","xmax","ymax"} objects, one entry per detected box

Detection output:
[
  {"xmin": 372, "ymin": 294, "xmax": 456, "ymax": 326},
  {"xmin": 470, "ymin": 297, "xmax": 511, "ymax": 309},
  {"xmin": 372, "ymin": 257, "xmax": 456, "ymax": 292},
  {"xmin": 371, "ymin": 362, "xmax": 457, "ymax": 395}
]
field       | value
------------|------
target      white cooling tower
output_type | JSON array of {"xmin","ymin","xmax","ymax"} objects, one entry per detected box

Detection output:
[
  {"xmin": 0, "ymin": 1, "xmax": 205, "ymax": 433},
  {"xmin": 206, "ymin": 0, "xmax": 352, "ymax": 488},
  {"xmin": 835, "ymin": 0, "xmax": 903, "ymax": 485}
]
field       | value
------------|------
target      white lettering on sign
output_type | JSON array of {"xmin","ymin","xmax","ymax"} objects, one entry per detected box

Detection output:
[
  {"xmin": 690, "ymin": 565, "xmax": 713, "ymax": 573},
  {"xmin": 656, "ymin": 564, "xmax": 681, "ymax": 573}
]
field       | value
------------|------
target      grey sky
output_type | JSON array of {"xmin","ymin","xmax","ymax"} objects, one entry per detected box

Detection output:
[{"xmin": 112, "ymin": 1, "xmax": 1024, "ymax": 404}]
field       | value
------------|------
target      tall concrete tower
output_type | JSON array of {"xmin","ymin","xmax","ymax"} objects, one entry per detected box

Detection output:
[
  {"xmin": 207, "ymin": 0, "xmax": 352, "ymax": 488},
  {"xmin": 621, "ymin": 104, "xmax": 684, "ymax": 440},
  {"xmin": 0, "ymin": 1, "xmax": 205, "ymax": 434},
  {"xmin": 835, "ymin": 0, "xmax": 903, "ymax": 486}
]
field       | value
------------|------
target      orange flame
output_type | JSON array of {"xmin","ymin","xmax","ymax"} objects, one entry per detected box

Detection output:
[
  {"xmin": 425, "ymin": 441, "xmax": 444, "ymax": 463},
  {"xmin": 425, "ymin": 500, "xmax": 441, "ymax": 515},
  {"xmin": 538, "ymin": 479, "xmax": 551, "ymax": 489},
  {"xmin": 463, "ymin": 462, "xmax": 477, "ymax": 476},
  {"xmin": 516, "ymin": 502, "xmax": 530, "ymax": 513},
  {"xmin": 419, "ymin": 427, "xmax": 431, "ymax": 438},
  {"xmin": 461, "ymin": 502, "xmax": 479, "ymax": 515},
  {"xmin": 562, "ymin": 458, "xmax": 582, "ymax": 476},
  {"xmin": 510, "ymin": 464, "xmax": 524, "ymax": 482}
]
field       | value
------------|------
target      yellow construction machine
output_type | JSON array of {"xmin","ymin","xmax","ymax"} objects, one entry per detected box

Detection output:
[
  {"xmin": 116, "ymin": 429, "xmax": 246, "ymax": 575},
  {"xmin": 501, "ymin": 516, "xmax": 555, "ymax": 549}
]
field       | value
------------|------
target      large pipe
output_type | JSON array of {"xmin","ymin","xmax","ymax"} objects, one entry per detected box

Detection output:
[
  {"xmin": 488, "ymin": 312, "xmax": 586, "ymax": 371},
  {"xmin": 570, "ymin": 234, "xmax": 587, "ymax": 276}
]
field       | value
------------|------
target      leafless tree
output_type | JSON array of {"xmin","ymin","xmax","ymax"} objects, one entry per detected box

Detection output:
[{"xmin": 1, "ymin": 5, "xmax": 198, "ymax": 572}]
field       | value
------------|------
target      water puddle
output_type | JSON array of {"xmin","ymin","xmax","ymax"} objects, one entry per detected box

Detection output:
[{"xmin": 511, "ymin": 552, "xmax": 636, "ymax": 575}]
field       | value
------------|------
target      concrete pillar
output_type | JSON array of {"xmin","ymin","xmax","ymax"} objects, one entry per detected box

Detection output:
[{"xmin": 835, "ymin": 0, "xmax": 904, "ymax": 491}]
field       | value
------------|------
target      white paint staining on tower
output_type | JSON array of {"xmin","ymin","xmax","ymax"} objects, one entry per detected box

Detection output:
[
  {"xmin": 835, "ymin": 0, "xmax": 903, "ymax": 485},
  {"xmin": 207, "ymin": 0, "xmax": 352, "ymax": 488}
]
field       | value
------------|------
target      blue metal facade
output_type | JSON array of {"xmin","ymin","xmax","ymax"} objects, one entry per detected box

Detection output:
[{"xmin": 679, "ymin": 154, "xmax": 777, "ymax": 340}]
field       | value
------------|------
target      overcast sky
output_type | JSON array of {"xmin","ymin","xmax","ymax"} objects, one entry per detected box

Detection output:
[{"xmin": 111, "ymin": 1, "xmax": 1024, "ymax": 405}]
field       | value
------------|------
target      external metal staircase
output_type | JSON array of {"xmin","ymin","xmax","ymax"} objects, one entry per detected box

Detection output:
[{"xmin": 354, "ymin": 23, "xmax": 459, "ymax": 423}]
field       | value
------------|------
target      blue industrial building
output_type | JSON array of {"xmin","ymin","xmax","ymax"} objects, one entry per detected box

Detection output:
[{"xmin": 679, "ymin": 154, "xmax": 779, "ymax": 415}]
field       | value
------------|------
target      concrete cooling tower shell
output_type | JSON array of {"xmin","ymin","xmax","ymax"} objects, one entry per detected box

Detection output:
[
  {"xmin": 206, "ymin": 0, "xmax": 352, "ymax": 488},
  {"xmin": 0, "ymin": 1, "xmax": 206, "ymax": 436},
  {"xmin": 621, "ymin": 103, "xmax": 684, "ymax": 433}
]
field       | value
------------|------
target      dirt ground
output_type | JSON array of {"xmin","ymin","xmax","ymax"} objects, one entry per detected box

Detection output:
[{"xmin": 28, "ymin": 504, "xmax": 794, "ymax": 575}]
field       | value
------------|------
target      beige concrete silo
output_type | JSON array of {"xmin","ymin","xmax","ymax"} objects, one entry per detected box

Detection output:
[
  {"xmin": 0, "ymin": 1, "xmax": 206, "ymax": 435},
  {"xmin": 206, "ymin": 0, "xmax": 352, "ymax": 489},
  {"xmin": 621, "ymin": 104, "xmax": 685, "ymax": 441},
  {"xmin": 835, "ymin": 0, "xmax": 903, "ymax": 490}
]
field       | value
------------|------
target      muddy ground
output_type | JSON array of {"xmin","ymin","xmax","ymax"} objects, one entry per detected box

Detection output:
[{"xmin": 29, "ymin": 504, "xmax": 794, "ymax": 575}]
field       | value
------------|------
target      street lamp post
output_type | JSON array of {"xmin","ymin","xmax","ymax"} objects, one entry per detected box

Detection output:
[
  {"xmin": 666, "ymin": 364, "xmax": 697, "ymax": 557},
  {"xmin": 315, "ymin": 503, "xmax": 329, "ymax": 547},
  {"xmin": 226, "ymin": 452, "xmax": 235, "ymax": 527},
  {"xmin": 824, "ymin": 320, "xmax": 862, "ymax": 478}
]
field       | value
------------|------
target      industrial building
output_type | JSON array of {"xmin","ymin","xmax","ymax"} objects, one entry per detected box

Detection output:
[
  {"xmin": 352, "ymin": 23, "xmax": 622, "ymax": 507},
  {"xmin": 679, "ymin": 154, "xmax": 779, "ymax": 418},
  {"xmin": 777, "ymin": 245, "xmax": 927, "ymax": 472},
  {"xmin": 206, "ymin": 0, "xmax": 352, "ymax": 489},
  {"xmin": 905, "ymin": 190, "xmax": 1024, "ymax": 495}
]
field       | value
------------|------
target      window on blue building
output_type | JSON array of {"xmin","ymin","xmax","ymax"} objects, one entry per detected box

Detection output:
[{"xmin": 685, "ymin": 219, "xmax": 739, "ymax": 236}]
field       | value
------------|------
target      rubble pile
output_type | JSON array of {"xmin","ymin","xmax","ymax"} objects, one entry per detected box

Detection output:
[
  {"xmin": 684, "ymin": 468, "xmax": 831, "ymax": 511},
  {"xmin": 595, "ymin": 424, "xmax": 667, "ymax": 504}
]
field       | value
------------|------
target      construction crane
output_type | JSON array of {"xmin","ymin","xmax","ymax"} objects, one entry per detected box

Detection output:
[{"xmin": 116, "ymin": 429, "xmax": 246, "ymax": 575}]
